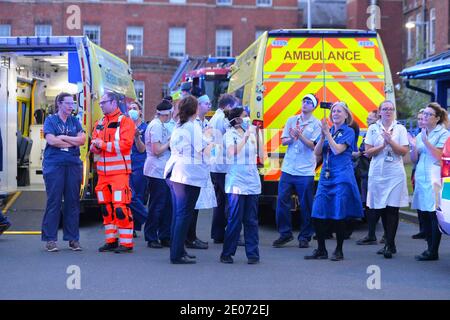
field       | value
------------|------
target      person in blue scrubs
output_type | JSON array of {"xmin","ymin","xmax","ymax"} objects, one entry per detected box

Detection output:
[
  {"xmin": 127, "ymin": 101, "xmax": 148, "ymax": 237},
  {"xmin": 305, "ymin": 102, "xmax": 363, "ymax": 261},
  {"xmin": 41, "ymin": 92, "xmax": 86, "ymax": 252},
  {"xmin": 164, "ymin": 96, "xmax": 213, "ymax": 264},
  {"xmin": 220, "ymin": 107, "xmax": 263, "ymax": 264}
]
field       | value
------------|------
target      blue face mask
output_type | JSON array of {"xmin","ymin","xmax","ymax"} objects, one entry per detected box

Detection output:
[
  {"xmin": 241, "ymin": 117, "xmax": 251, "ymax": 131},
  {"xmin": 128, "ymin": 109, "xmax": 139, "ymax": 121}
]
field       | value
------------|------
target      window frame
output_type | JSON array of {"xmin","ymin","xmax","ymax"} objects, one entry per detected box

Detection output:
[
  {"xmin": 83, "ymin": 24, "xmax": 101, "ymax": 45},
  {"xmin": 168, "ymin": 27, "xmax": 186, "ymax": 60},
  {"xmin": 126, "ymin": 26, "xmax": 144, "ymax": 57},
  {"xmin": 215, "ymin": 29, "xmax": 232, "ymax": 57}
]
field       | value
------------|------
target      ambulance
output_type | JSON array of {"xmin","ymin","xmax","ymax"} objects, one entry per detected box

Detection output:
[
  {"xmin": 227, "ymin": 29, "xmax": 394, "ymax": 215},
  {"xmin": 0, "ymin": 36, "xmax": 136, "ymax": 210}
]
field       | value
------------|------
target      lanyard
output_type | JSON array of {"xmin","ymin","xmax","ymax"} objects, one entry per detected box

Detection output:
[{"xmin": 324, "ymin": 128, "xmax": 343, "ymax": 173}]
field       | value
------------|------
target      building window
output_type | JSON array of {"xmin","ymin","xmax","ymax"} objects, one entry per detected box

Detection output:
[
  {"xmin": 170, "ymin": 0, "xmax": 186, "ymax": 3},
  {"xmin": 126, "ymin": 26, "xmax": 143, "ymax": 56},
  {"xmin": 429, "ymin": 8, "xmax": 436, "ymax": 54},
  {"xmin": 255, "ymin": 30, "xmax": 265, "ymax": 40},
  {"xmin": 415, "ymin": 13, "xmax": 422, "ymax": 56},
  {"xmin": 169, "ymin": 27, "xmax": 186, "ymax": 59},
  {"xmin": 407, "ymin": 17, "xmax": 413, "ymax": 59},
  {"xmin": 216, "ymin": 29, "xmax": 232, "ymax": 57},
  {"xmin": 134, "ymin": 80, "xmax": 145, "ymax": 114},
  {"xmin": 217, "ymin": 0, "xmax": 232, "ymax": 5},
  {"xmin": 0, "ymin": 24, "xmax": 11, "ymax": 36},
  {"xmin": 35, "ymin": 24, "xmax": 52, "ymax": 36},
  {"xmin": 256, "ymin": 0, "xmax": 272, "ymax": 7},
  {"xmin": 84, "ymin": 25, "xmax": 101, "ymax": 45}
]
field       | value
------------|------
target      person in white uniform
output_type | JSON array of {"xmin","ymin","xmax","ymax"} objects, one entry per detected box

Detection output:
[
  {"xmin": 365, "ymin": 100, "xmax": 409, "ymax": 259},
  {"xmin": 410, "ymin": 103, "xmax": 449, "ymax": 261},
  {"xmin": 219, "ymin": 107, "xmax": 263, "ymax": 264},
  {"xmin": 164, "ymin": 96, "xmax": 213, "ymax": 264}
]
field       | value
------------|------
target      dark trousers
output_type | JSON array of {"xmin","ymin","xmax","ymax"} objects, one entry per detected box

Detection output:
[
  {"xmin": 276, "ymin": 173, "xmax": 314, "ymax": 241},
  {"xmin": 42, "ymin": 164, "xmax": 82, "ymax": 242},
  {"xmin": 418, "ymin": 210, "xmax": 442, "ymax": 255},
  {"xmin": 129, "ymin": 169, "xmax": 148, "ymax": 231},
  {"xmin": 168, "ymin": 181, "xmax": 201, "ymax": 261},
  {"xmin": 211, "ymin": 172, "xmax": 227, "ymax": 241},
  {"xmin": 376, "ymin": 206, "xmax": 399, "ymax": 250},
  {"xmin": 187, "ymin": 209, "xmax": 199, "ymax": 242},
  {"xmin": 0, "ymin": 212, "xmax": 9, "ymax": 225},
  {"xmin": 313, "ymin": 218, "xmax": 346, "ymax": 253},
  {"xmin": 417, "ymin": 210, "xmax": 426, "ymax": 234},
  {"xmin": 366, "ymin": 209, "xmax": 381, "ymax": 239},
  {"xmin": 222, "ymin": 194, "xmax": 259, "ymax": 260},
  {"xmin": 145, "ymin": 177, "xmax": 172, "ymax": 242}
]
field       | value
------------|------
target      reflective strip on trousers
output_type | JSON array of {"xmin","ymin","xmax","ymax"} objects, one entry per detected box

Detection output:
[
  {"xmin": 96, "ymin": 155, "xmax": 131, "ymax": 163},
  {"xmin": 105, "ymin": 224, "xmax": 117, "ymax": 231},
  {"xmin": 97, "ymin": 191, "xmax": 105, "ymax": 202},
  {"xmin": 97, "ymin": 164, "xmax": 128, "ymax": 172},
  {"xmin": 114, "ymin": 191, "xmax": 122, "ymax": 202},
  {"xmin": 119, "ymin": 229, "xmax": 133, "ymax": 236}
]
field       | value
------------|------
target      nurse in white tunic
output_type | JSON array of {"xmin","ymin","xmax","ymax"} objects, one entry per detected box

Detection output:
[{"xmin": 365, "ymin": 100, "xmax": 409, "ymax": 259}]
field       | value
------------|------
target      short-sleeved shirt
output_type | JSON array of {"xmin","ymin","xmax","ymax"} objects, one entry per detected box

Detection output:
[
  {"xmin": 365, "ymin": 120, "xmax": 409, "ymax": 209},
  {"xmin": 131, "ymin": 121, "xmax": 148, "ymax": 172},
  {"xmin": 164, "ymin": 120, "xmax": 210, "ymax": 188},
  {"xmin": 224, "ymin": 127, "xmax": 261, "ymax": 195},
  {"xmin": 412, "ymin": 124, "xmax": 450, "ymax": 211},
  {"xmin": 144, "ymin": 118, "xmax": 171, "ymax": 179},
  {"xmin": 208, "ymin": 108, "xmax": 229, "ymax": 173},
  {"xmin": 43, "ymin": 114, "xmax": 84, "ymax": 167},
  {"xmin": 281, "ymin": 114, "xmax": 321, "ymax": 176}
]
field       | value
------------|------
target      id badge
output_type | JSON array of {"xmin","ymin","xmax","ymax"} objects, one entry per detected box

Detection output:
[
  {"xmin": 384, "ymin": 151, "xmax": 394, "ymax": 162},
  {"xmin": 324, "ymin": 169, "xmax": 331, "ymax": 179},
  {"xmin": 61, "ymin": 148, "xmax": 69, "ymax": 152}
]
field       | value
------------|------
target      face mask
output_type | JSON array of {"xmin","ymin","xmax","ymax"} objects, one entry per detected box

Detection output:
[
  {"xmin": 128, "ymin": 109, "xmax": 139, "ymax": 121},
  {"xmin": 241, "ymin": 117, "xmax": 251, "ymax": 131}
]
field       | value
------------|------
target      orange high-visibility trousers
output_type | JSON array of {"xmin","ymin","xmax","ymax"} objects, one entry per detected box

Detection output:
[{"xmin": 95, "ymin": 174, "xmax": 134, "ymax": 248}]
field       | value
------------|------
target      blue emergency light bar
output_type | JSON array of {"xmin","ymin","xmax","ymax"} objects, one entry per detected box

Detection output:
[
  {"xmin": 0, "ymin": 36, "xmax": 85, "ymax": 53},
  {"xmin": 207, "ymin": 57, "xmax": 235, "ymax": 64}
]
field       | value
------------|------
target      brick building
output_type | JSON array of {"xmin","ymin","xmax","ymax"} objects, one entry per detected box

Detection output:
[
  {"xmin": 347, "ymin": 0, "xmax": 403, "ymax": 86},
  {"xmin": 403, "ymin": 0, "xmax": 450, "ymax": 64},
  {"xmin": 0, "ymin": 0, "xmax": 299, "ymax": 119}
]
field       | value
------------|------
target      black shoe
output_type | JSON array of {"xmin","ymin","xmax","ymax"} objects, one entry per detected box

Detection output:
[
  {"xmin": 330, "ymin": 250, "xmax": 344, "ymax": 261},
  {"xmin": 185, "ymin": 239, "xmax": 208, "ymax": 249},
  {"xmin": 412, "ymin": 232, "xmax": 426, "ymax": 240},
  {"xmin": 98, "ymin": 241, "xmax": 118, "ymax": 252},
  {"xmin": 304, "ymin": 249, "xmax": 328, "ymax": 260},
  {"xmin": 0, "ymin": 222, "xmax": 11, "ymax": 235},
  {"xmin": 220, "ymin": 255, "xmax": 233, "ymax": 264},
  {"xmin": 213, "ymin": 239, "xmax": 224, "ymax": 244},
  {"xmin": 272, "ymin": 235, "xmax": 294, "ymax": 248},
  {"xmin": 183, "ymin": 252, "xmax": 196, "ymax": 259},
  {"xmin": 298, "ymin": 240, "xmax": 309, "ymax": 248},
  {"xmin": 147, "ymin": 240, "xmax": 163, "ymax": 249},
  {"xmin": 160, "ymin": 239, "xmax": 171, "ymax": 247},
  {"xmin": 377, "ymin": 245, "xmax": 396, "ymax": 255},
  {"xmin": 114, "ymin": 245, "xmax": 133, "ymax": 253},
  {"xmin": 383, "ymin": 247, "xmax": 393, "ymax": 259},
  {"xmin": 356, "ymin": 236, "xmax": 377, "ymax": 245},
  {"xmin": 171, "ymin": 256, "xmax": 196, "ymax": 264},
  {"xmin": 247, "ymin": 258, "xmax": 260, "ymax": 265},
  {"xmin": 415, "ymin": 250, "xmax": 439, "ymax": 261}
]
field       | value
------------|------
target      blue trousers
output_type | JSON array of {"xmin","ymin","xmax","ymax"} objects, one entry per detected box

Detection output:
[
  {"xmin": 211, "ymin": 172, "xmax": 227, "ymax": 241},
  {"xmin": 0, "ymin": 213, "xmax": 9, "ymax": 225},
  {"xmin": 168, "ymin": 180, "xmax": 200, "ymax": 261},
  {"xmin": 42, "ymin": 164, "xmax": 82, "ymax": 242},
  {"xmin": 129, "ymin": 168, "xmax": 148, "ymax": 231},
  {"xmin": 222, "ymin": 194, "xmax": 259, "ymax": 260},
  {"xmin": 145, "ymin": 177, "xmax": 172, "ymax": 242},
  {"xmin": 276, "ymin": 172, "xmax": 314, "ymax": 241}
]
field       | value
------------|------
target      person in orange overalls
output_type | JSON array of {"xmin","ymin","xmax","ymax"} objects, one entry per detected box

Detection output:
[{"xmin": 90, "ymin": 92, "xmax": 135, "ymax": 253}]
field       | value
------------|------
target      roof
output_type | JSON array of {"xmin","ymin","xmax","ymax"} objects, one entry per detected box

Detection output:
[{"xmin": 399, "ymin": 50, "xmax": 450, "ymax": 80}]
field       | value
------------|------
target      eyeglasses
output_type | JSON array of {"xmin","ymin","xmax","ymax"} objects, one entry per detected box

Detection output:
[
  {"xmin": 423, "ymin": 112, "xmax": 436, "ymax": 117},
  {"xmin": 303, "ymin": 100, "xmax": 313, "ymax": 105},
  {"xmin": 99, "ymin": 99, "xmax": 113, "ymax": 106}
]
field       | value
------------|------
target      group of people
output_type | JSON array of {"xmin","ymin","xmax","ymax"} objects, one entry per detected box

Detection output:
[{"xmin": 35, "ymin": 87, "xmax": 449, "ymax": 264}]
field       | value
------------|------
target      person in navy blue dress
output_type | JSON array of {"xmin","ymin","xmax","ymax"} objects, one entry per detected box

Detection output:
[
  {"xmin": 305, "ymin": 101, "xmax": 363, "ymax": 261},
  {"xmin": 41, "ymin": 92, "xmax": 86, "ymax": 252}
]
